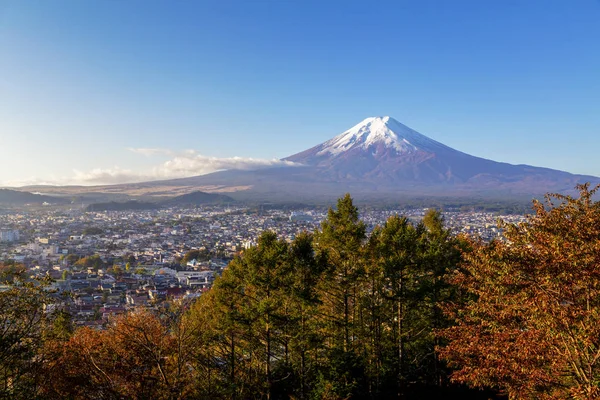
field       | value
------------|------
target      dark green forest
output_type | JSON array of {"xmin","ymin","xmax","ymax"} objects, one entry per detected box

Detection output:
[{"xmin": 2, "ymin": 186, "xmax": 600, "ymax": 399}]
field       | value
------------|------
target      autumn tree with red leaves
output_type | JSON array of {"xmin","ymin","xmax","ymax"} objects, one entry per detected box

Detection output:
[
  {"xmin": 42, "ymin": 308, "xmax": 200, "ymax": 400},
  {"xmin": 440, "ymin": 184, "xmax": 600, "ymax": 400}
]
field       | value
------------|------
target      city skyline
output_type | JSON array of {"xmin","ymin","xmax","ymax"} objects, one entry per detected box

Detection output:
[{"xmin": 1, "ymin": 0, "xmax": 599, "ymax": 186}]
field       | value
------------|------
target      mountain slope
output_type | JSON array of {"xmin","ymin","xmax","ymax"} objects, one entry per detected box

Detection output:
[
  {"xmin": 287, "ymin": 116, "xmax": 454, "ymax": 162},
  {"xmin": 161, "ymin": 191, "xmax": 235, "ymax": 206},
  {"xmin": 284, "ymin": 116, "xmax": 596, "ymax": 190},
  {"xmin": 0, "ymin": 189, "xmax": 69, "ymax": 205}
]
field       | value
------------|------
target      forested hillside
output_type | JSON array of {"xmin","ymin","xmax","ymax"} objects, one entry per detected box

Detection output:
[{"xmin": 2, "ymin": 186, "xmax": 600, "ymax": 399}]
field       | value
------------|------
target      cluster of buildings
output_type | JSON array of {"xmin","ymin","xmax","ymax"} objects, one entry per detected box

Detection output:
[
  {"xmin": 45, "ymin": 266, "xmax": 214, "ymax": 327},
  {"xmin": 445, "ymin": 211, "xmax": 524, "ymax": 240}
]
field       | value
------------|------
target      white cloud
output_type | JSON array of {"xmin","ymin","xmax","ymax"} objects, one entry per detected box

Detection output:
[
  {"xmin": 66, "ymin": 151, "xmax": 301, "ymax": 185},
  {"xmin": 0, "ymin": 149, "xmax": 301, "ymax": 187},
  {"xmin": 0, "ymin": 177, "xmax": 64, "ymax": 187},
  {"xmin": 157, "ymin": 152, "xmax": 298, "ymax": 177},
  {"xmin": 71, "ymin": 167, "xmax": 153, "ymax": 185}
]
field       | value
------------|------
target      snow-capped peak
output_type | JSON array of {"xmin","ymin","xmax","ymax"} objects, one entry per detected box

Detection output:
[{"xmin": 316, "ymin": 116, "xmax": 447, "ymax": 156}]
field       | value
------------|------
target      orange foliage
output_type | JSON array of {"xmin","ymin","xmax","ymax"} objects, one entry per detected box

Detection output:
[
  {"xmin": 440, "ymin": 184, "xmax": 600, "ymax": 400},
  {"xmin": 41, "ymin": 310, "xmax": 195, "ymax": 399}
]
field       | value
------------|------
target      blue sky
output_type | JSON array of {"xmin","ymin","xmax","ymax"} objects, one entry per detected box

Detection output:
[{"xmin": 1, "ymin": 0, "xmax": 599, "ymax": 185}]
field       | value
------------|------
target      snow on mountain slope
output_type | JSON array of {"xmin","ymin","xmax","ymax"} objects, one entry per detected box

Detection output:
[
  {"xmin": 286, "ymin": 116, "xmax": 456, "ymax": 164},
  {"xmin": 317, "ymin": 116, "xmax": 417, "ymax": 155},
  {"xmin": 314, "ymin": 116, "xmax": 452, "ymax": 156}
]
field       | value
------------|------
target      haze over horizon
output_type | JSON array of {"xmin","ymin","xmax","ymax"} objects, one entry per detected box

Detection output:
[{"xmin": 1, "ymin": 1, "xmax": 599, "ymax": 187}]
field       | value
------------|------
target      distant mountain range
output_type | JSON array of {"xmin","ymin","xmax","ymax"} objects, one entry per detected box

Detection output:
[
  {"xmin": 161, "ymin": 191, "xmax": 235, "ymax": 206},
  {"xmin": 13, "ymin": 117, "xmax": 600, "ymax": 205},
  {"xmin": 84, "ymin": 191, "xmax": 235, "ymax": 211},
  {"xmin": 0, "ymin": 189, "xmax": 69, "ymax": 205},
  {"xmin": 0, "ymin": 188, "xmax": 235, "ymax": 209}
]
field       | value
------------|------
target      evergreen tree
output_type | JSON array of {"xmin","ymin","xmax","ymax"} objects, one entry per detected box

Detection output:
[
  {"xmin": 203, "ymin": 231, "xmax": 294, "ymax": 399},
  {"xmin": 418, "ymin": 209, "xmax": 462, "ymax": 387},
  {"xmin": 282, "ymin": 232, "xmax": 326, "ymax": 400},
  {"xmin": 365, "ymin": 215, "xmax": 424, "ymax": 397},
  {"xmin": 314, "ymin": 194, "xmax": 368, "ymax": 399}
]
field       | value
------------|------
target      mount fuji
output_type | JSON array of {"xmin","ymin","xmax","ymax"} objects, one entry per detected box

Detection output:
[
  {"xmin": 284, "ymin": 116, "xmax": 570, "ymax": 186},
  {"xmin": 144, "ymin": 116, "xmax": 599, "ymax": 202},
  {"xmin": 285, "ymin": 116, "xmax": 479, "ymax": 183},
  {"xmin": 25, "ymin": 117, "xmax": 599, "ymax": 203}
]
